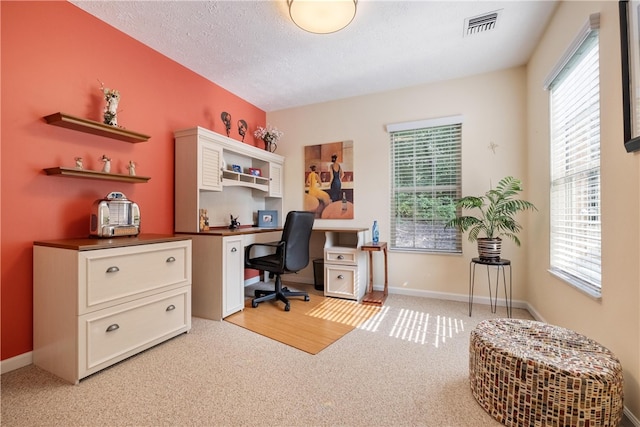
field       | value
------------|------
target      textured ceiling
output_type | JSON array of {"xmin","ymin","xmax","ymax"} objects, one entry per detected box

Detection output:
[{"xmin": 70, "ymin": 0, "xmax": 558, "ymax": 112}]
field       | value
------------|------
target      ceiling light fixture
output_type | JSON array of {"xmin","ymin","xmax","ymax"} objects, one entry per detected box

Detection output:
[{"xmin": 288, "ymin": 0, "xmax": 357, "ymax": 34}]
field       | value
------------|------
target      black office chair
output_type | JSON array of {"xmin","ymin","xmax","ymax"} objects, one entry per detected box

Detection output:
[{"xmin": 244, "ymin": 211, "xmax": 315, "ymax": 311}]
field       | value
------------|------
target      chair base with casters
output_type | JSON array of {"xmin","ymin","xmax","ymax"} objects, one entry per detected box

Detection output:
[{"xmin": 252, "ymin": 276, "xmax": 309, "ymax": 312}]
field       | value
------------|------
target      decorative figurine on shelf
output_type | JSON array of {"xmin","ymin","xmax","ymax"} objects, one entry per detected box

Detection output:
[
  {"xmin": 238, "ymin": 120, "xmax": 248, "ymax": 142},
  {"xmin": 229, "ymin": 214, "xmax": 240, "ymax": 230},
  {"xmin": 100, "ymin": 154, "xmax": 111, "ymax": 173},
  {"xmin": 99, "ymin": 80, "xmax": 120, "ymax": 127},
  {"xmin": 221, "ymin": 112, "xmax": 232, "ymax": 137},
  {"xmin": 74, "ymin": 157, "xmax": 84, "ymax": 170},
  {"xmin": 199, "ymin": 209, "xmax": 210, "ymax": 231},
  {"xmin": 127, "ymin": 160, "xmax": 136, "ymax": 176}
]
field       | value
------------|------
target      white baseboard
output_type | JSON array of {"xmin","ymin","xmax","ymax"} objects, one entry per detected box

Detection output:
[
  {"xmin": 384, "ymin": 284, "xmax": 530, "ymax": 312},
  {"xmin": 625, "ymin": 408, "xmax": 640, "ymax": 427},
  {"xmin": 1, "ymin": 351, "xmax": 32, "ymax": 374}
]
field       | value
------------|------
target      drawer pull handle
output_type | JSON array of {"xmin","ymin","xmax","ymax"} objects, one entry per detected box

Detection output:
[
  {"xmin": 166, "ymin": 304, "xmax": 176, "ymax": 311},
  {"xmin": 106, "ymin": 324, "xmax": 119, "ymax": 332},
  {"xmin": 337, "ymin": 255, "xmax": 344, "ymax": 260},
  {"xmin": 106, "ymin": 266, "xmax": 119, "ymax": 273},
  {"xmin": 231, "ymin": 247, "xmax": 237, "ymax": 253},
  {"xmin": 166, "ymin": 256, "xmax": 176, "ymax": 263},
  {"xmin": 337, "ymin": 274, "xmax": 344, "ymax": 279}
]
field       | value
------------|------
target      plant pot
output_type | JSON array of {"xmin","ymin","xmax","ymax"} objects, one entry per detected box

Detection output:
[{"xmin": 477, "ymin": 238, "xmax": 502, "ymax": 261}]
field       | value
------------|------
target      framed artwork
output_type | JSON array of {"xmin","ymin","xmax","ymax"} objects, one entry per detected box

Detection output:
[
  {"xmin": 620, "ymin": 0, "xmax": 640, "ymax": 152},
  {"xmin": 231, "ymin": 164, "xmax": 242, "ymax": 173},
  {"xmin": 249, "ymin": 167, "xmax": 262, "ymax": 176},
  {"xmin": 257, "ymin": 210, "xmax": 278, "ymax": 227},
  {"xmin": 303, "ymin": 140, "xmax": 354, "ymax": 219}
]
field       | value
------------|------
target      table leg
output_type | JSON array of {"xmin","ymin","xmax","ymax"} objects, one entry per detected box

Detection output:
[
  {"xmin": 367, "ymin": 251, "xmax": 374, "ymax": 294},
  {"xmin": 487, "ymin": 265, "xmax": 496, "ymax": 313},
  {"xmin": 383, "ymin": 247, "xmax": 388, "ymax": 296},
  {"xmin": 497, "ymin": 265, "xmax": 512, "ymax": 318},
  {"xmin": 509, "ymin": 265, "xmax": 512, "ymax": 317},
  {"xmin": 469, "ymin": 261, "xmax": 475, "ymax": 316}
]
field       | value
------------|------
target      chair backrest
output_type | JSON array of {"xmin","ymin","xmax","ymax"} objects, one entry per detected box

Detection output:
[{"xmin": 280, "ymin": 211, "xmax": 315, "ymax": 272}]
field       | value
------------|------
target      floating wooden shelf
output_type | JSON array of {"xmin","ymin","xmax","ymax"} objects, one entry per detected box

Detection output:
[
  {"xmin": 44, "ymin": 167, "xmax": 150, "ymax": 183},
  {"xmin": 44, "ymin": 112, "xmax": 150, "ymax": 143}
]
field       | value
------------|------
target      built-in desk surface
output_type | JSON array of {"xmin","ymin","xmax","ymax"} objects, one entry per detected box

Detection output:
[
  {"xmin": 313, "ymin": 227, "xmax": 368, "ymax": 233},
  {"xmin": 176, "ymin": 226, "xmax": 367, "ymax": 237},
  {"xmin": 176, "ymin": 227, "xmax": 282, "ymax": 237}
]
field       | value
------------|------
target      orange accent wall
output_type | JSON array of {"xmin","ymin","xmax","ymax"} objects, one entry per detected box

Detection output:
[{"xmin": 1, "ymin": 1, "xmax": 266, "ymax": 360}]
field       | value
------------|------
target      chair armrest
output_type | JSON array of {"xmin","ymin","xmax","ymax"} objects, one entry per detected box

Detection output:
[{"xmin": 244, "ymin": 241, "xmax": 285, "ymax": 265}]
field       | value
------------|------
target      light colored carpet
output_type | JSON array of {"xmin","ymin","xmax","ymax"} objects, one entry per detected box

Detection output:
[
  {"xmin": 2, "ymin": 289, "xmax": 539, "ymax": 426},
  {"xmin": 226, "ymin": 286, "xmax": 381, "ymax": 354}
]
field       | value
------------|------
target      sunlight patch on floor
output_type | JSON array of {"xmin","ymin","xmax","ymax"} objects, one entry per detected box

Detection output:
[
  {"xmin": 305, "ymin": 298, "xmax": 381, "ymax": 327},
  {"xmin": 358, "ymin": 305, "xmax": 390, "ymax": 332},
  {"xmin": 385, "ymin": 308, "xmax": 466, "ymax": 347}
]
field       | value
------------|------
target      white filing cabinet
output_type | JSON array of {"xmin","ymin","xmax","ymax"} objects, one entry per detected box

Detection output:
[
  {"xmin": 322, "ymin": 228, "xmax": 367, "ymax": 301},
  {"xmin": 33, "ymin": 235, "xmax": 192, "ymax": 384}
]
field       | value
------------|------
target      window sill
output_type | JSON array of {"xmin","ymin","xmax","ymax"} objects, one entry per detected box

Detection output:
[{"xmin": 548, "ymin": 269, "xmax": 602, "ymax": 300}]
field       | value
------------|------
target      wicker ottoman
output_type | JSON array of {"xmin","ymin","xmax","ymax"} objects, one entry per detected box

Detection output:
[{"xmin": 469, "ymin": 319, "xmax": 623, "ymax": 427}]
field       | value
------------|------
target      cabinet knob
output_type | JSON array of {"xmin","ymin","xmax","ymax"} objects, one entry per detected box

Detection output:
[
  {"xmin": 231, "ymin": 247, "xmax": 237, "ymax": 253},
  {"xmin": 337, "ymin": 274, "xmax": 344, "ymax": 279},
  {"xmin": 166, "ymin": 256, "xmax": 176, "ymax": 263},
  {"xmin": 166, "ymin": 304, "xmax": 176, "ymax": 311},
  {"xmin": 337, "ymin": 255, "xmax": 344, "ymax": 260},
  {"xmin": 106, "ymin": 324, "xmax": 119, "ymax": 332},
  {"xmin": 106, "ymin": 266, "xmax": 119, "ymax": 273}
]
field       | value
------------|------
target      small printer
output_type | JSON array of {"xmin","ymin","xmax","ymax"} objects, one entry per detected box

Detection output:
[{"xmin": 90, "ymin": 191, "xmax": 140, "ymax": 238}]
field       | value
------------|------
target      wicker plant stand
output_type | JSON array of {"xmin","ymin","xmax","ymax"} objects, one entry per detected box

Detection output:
[{"xmin": 470, "ymin": 319, "xmax": 623, "ymax": 427}]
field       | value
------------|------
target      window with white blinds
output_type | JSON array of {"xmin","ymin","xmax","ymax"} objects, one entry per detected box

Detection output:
[
  {"xmin": 387, "ymin": 117, "xmax": 462, "ymax": 253},
  {"xmin": 547, "ymin": 19, "xmax": 601, "ymax": 296}
]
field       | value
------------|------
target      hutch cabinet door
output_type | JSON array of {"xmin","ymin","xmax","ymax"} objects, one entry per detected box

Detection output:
[{"xmin": 199, "ymin": 142, "xmax": 223, "ymax": 191}]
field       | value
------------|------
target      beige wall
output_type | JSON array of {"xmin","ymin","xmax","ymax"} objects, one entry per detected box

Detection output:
[
  {"xmin": 526, "ymin": 0, "xmax": 639, "ymax": 416},
  {"xmin": 270, "ymin": 0, "xmax": 640, "ymax": 418},
  {"xmin": 269, "ymin": 66, "xmax": 530, "ymax": 302}
]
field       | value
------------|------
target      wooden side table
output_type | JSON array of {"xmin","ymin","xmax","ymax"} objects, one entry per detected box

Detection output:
[{"xmin": 361, "ymin": 242, "xmax": 388, "ymax": 306}]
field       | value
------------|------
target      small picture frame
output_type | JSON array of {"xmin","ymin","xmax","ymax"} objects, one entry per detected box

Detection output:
[
  {"xmin": 257, "ymin": 210, "xmax": 278, "ymax": 228},
  {"xmin": 249, "ymin": 168, "xmax": 262, "ymax": 177},
  {"xmin": 231, "ymin": 164, "xmax": 242, "ymax": 173}
]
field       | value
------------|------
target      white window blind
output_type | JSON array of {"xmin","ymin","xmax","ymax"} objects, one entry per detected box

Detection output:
[
  {"xmin": 548, "ymin": 23, "xmax": 601, "ymax": 296},
  {"xmin": 388, "ymin": 118, "xmax": 462, "ymax": 253}
]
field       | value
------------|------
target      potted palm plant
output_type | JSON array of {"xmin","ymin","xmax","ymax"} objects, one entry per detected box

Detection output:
[{"xmin": 446, "ymin": 176, "xmax": 537, "ymax": 260}]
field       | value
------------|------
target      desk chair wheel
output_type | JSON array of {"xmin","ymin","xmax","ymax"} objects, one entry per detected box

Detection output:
[
  {"xmin": 252, "ymin": 301, "xmax": 259, "ymax": 308},
  {"xmin": 284, "ymin": 303, "xmax": 290, "ymax": 311},
  {"xmin": 304, "ymin": 295, "xmax": 310, "ymax": 301}
]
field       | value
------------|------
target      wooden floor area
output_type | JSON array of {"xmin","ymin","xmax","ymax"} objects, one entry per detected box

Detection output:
[{"xmin": 225, "ymin": 283, "xmax": 380, "ymax": 354}]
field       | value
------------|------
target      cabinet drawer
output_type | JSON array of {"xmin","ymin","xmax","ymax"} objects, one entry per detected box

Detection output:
[
  {"xmin": 325, "ymin": 247, "xmax": 357, "ymax": 265},
  {"xmin": 325, "ymin": 264, "xmax": 359, "ymax": 300},
  {"xmin": 79, "ymin": 241, "xmax": 191, "ymax": 313},
  {"xmin": 79, "ymin": 287, "xmax": 190, "ymax": 378}
]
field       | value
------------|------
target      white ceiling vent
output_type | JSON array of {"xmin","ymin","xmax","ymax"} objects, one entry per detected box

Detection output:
[{"xmin": 464, "ymin": 10, "xmax": 501, "ymax": 37}]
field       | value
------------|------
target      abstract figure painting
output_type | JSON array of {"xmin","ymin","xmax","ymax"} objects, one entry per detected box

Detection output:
[{"xmin": 304, "ymin": 140, "xmax": 354, "ymax": 219}]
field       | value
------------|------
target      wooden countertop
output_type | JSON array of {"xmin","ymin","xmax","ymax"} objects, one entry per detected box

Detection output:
[
  {"xmin": 313, "ymin": 226, "xmax": 368, "ymax": 233},
  {"xmin": 176, "ymin": 226, "xmax": 368, "ymax": 237},
  {"xmin": 176, "ymin": 227, "xmax": 283, "ymax": 237},
  {"xmin": 33, "ymin": 234, "xmax": 191, "ymax": 251}
]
